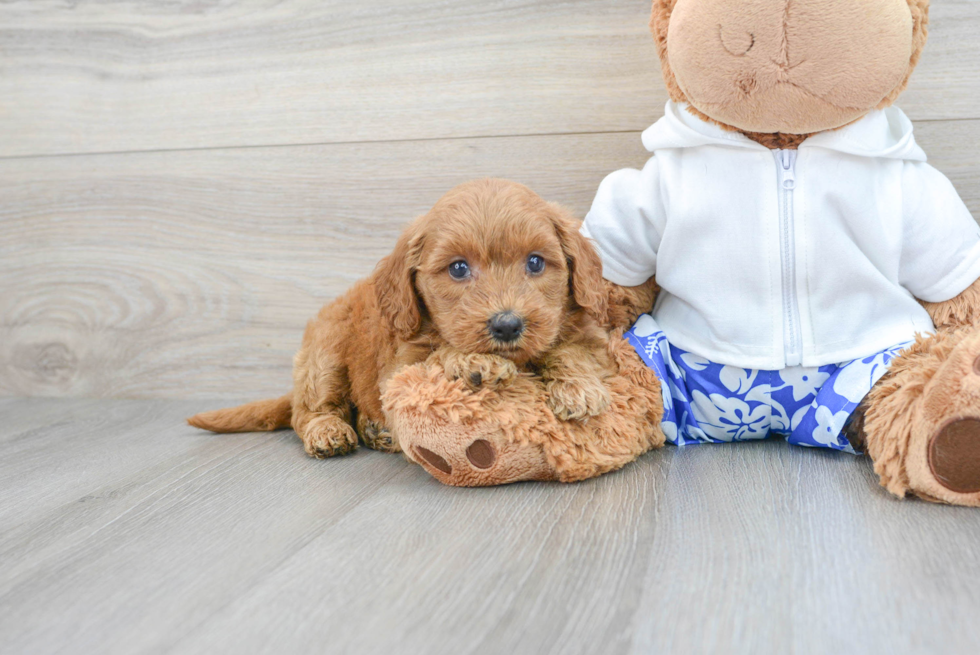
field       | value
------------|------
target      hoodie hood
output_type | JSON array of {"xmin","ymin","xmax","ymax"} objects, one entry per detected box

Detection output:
[{"xmin": 641, "ymin": 101, "xmax": 927, "ymax": 162}]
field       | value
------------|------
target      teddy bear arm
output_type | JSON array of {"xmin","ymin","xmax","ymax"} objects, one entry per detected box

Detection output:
[
  {"xmin": 920, "ymin": 276, "xmax": 980, "ymax": 330},
  {"xmin": 604, "ymin": 277, "xmax": 659, "ymax": 330}
]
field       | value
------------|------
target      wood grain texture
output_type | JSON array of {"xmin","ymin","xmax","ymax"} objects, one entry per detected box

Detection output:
[
  {"xmin": 0, "ymin": 0, "xmax": 978, "ymax": 157},
  {"xmin": 0, "ymin": 130, "xmax": 649, "ymax": 400},
  {"xmin": 3, "ymin": 120, "xmax": 979, "ymax": 400},
  {"xmin": 3, "ymin": 3, "xmax": 980, "ymax": 653},
  {"xmin": 2, "ymin": 399, "xmax": 980, "ymax": 654}
]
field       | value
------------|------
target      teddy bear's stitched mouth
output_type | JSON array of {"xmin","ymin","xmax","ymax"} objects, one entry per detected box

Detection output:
[{"xmin": 690, "ymin": 79, "xmax": 866, "ymax": 118}]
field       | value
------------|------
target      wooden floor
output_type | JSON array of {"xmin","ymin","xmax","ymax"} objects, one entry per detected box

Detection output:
[
  {"xmin": 3, "ymin": 397, "xmax": 980, "ymax": 655},
  {"xmin": 4, "ymin": 2, "xmax": 980, "ymax": 653}
]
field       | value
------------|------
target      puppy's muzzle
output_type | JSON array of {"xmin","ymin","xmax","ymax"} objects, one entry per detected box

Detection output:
[{"xmin": 488, "ymin": 312, "xmax": 524, "ymax": 343}]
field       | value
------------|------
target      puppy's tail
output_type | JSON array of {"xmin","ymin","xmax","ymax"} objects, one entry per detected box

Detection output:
[{"xmin": 187, "ymin": 395, "xmax": 292, "ymax": 433}]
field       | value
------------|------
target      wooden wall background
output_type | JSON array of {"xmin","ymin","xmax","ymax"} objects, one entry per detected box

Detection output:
[{"xmin": 1, "ymin": 0, "xmax": 979, "ymax": 400}]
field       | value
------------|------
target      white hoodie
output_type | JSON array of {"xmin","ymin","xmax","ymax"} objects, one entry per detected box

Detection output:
[{"xmin": 582, "ymin": 101, "xmax": 980, "ymax": 370}]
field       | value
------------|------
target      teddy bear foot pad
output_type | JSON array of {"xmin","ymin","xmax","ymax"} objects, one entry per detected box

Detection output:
[
  {"xmin": 929, "ymin": 417, "xmax": 980, "ymax": 494},
  {"xmin": 908, "ymin": 332, "xmax": 980, "ymax": 504},
  {"xmin": 414, "ymin": 438, "xmax": 497, "ymax": 475}
]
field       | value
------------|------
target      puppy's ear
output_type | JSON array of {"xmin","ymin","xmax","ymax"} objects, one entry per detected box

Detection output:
[
  {"xmin": 547, "ymin": 203, "xmax": 608, "ymax": 325},
  {"xmin": 375, "ymin": 219, "xmax": 426, "ymax": 340}
]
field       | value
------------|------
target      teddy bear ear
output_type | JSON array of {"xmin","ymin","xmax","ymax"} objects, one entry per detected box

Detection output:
[
  {"xmin": 649, "ymin": 0, "xmax": 688, "ymax": 104},
  {"xmin": 877, "ymin": 0, "xmax": 930, "ymax": 110}
]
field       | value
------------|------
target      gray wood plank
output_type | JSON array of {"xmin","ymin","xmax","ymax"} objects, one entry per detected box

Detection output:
[
  {"xmin": 3, "ymin": 120, "xmax": 979, "ymax": 401},
  {"xmin": 0, "ymin": 130, "xmax": 650, "ymax": 400},
  {"xmin": 0, "ymin": 0, "xmax": 976, "ymax": 158},
  {"xmin": 0, "ymin": 398, "xmax": 265, "ymax": 528},
  {"xmin": 4, "ymin": 400, "xmax": 980, "ymax": 655},
  {"xmin": 627, "ymin": 443, "xmax": 980, "ymax": 654},
  {"xmin": 0, "ymin": 396, "xmax": 72, "ymax": 438},
  {"xmin": 172, "ymin": 455, "xmax": 675, "ymax": 655},
  {"xmin": 0, "ymin": 398, "xmax": 415, "ymax": 655},
  {"xmin": 917, "ymin": 118, "xmax": 980, "ymax": 214},
  {"xmin": 173, "ymin": 441, "xmax": 980, "ymax": 655}
]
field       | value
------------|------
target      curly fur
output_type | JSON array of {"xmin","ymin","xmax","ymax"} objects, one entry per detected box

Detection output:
[
  {"xmin": 187, "ymin": 178, "xmax": 615, "ymax": 458},
  {"xmin": 922, "ymin": 277, "xmax": 980, "ymax": 330},
  {"xmin": 187, "ymin": 396, "xmax": 291, "ymax": 433},
  {"xmin": 605, "ymin": 277, "xmax": 659, "ymax": 330},
  {"xmin": 862, "ymin": 326, "xmax": 980, "ymax": 505},
  {"xmin": 383, "ymin": 333, "xmax": 666, "ymax": 486},
  {"xmin": 863, "ymin": 330, "xmax": 966, "ymax": 496}
]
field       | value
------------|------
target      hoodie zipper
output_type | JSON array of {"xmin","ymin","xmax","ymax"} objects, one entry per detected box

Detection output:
[{"xmin": 776, "ymin": 149, "xmax": 803, "ymax": 367}]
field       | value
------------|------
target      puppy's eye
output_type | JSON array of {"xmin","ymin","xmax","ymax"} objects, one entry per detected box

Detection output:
[
  {"xmin": 448, "ymin": 260, "xmax": 471, "ymax": 280},
  {"xmin": 526, "ymin": 254, "xmax": 545, "ymax": 275}
]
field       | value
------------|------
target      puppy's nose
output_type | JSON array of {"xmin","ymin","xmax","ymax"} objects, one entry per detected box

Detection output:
[{"xmin": 488, "ymin": 312, "xmax": 524, "ymax": 343}]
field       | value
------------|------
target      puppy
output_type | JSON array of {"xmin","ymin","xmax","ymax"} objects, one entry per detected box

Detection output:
[{"xmin": 188, "ymin": 178, "xmax": 619, "ymax": 458}]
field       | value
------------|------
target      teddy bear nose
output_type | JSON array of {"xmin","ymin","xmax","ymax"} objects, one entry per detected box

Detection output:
[{"xmin": 488, "ymin": 312, "xmax": 524, "ymax": 343}]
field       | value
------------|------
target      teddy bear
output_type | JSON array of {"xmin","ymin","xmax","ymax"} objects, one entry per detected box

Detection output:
[{"xmin": 383, "ymin": 0, "xmax": 980, "ymax": 506}]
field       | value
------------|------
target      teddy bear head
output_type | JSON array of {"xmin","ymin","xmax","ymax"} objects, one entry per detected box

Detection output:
[{"xmin": 650, "ymin": 0, "xmax": 930, "ymax": 138}]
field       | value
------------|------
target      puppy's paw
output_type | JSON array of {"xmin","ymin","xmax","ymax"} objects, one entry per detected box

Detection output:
[
  {"xmin": 546, "ymin": 376, "xmax": 611, "ymax": 421},
  {"xmin": 358, "ymin": 419, "xmax": 401, "ymax": 453},
  {"xmin": 440, "ymin": 352, "xmax": 519, "ymax": 389},
  {"xmin": 302, "ymin": 416, "xmax": 358, "ymax": 458}
]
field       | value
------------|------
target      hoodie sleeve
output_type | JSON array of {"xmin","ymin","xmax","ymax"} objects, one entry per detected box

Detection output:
[
  {"xmin": 579, "ymin": 155, "xmax": 666, "ymax": 287},
  {"xmin": 899, "ymin": 161, "xmax": 980, "ymax": 303}
]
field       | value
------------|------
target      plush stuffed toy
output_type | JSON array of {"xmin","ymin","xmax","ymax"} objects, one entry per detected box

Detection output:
[
  {"xmin": 384, "ymin": 334, "xmax": 664, "ymax": 486},
  {"xmin": 385, "ymin": 0, "xmax": 980, "ymax": 505}
]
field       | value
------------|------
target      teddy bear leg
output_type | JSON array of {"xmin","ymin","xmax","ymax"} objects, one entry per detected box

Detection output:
[
  {"xmin": 382, "ymin": 338, "xmax": 666, "ymax": 487},
  {"xmin": 860, "ymin": 327, "xmax": 980, "ymax": 505},
  {"xmin": 403, "ymin": 417, "xmax": 557, "ymax": 487},
  {"xmin": 381, "ymin": 361, "xmax": 559, "ymax": 487}
]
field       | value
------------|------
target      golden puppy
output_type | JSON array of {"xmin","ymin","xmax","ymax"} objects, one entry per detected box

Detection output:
[{"xmin": 188, "ymin": 178, "xmax": 638, "ymax": 458}]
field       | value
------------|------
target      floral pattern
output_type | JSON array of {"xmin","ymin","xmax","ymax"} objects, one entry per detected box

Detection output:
[{"xmin": 623, "ymin": 315, "xmax": 913, "ymax": 453}]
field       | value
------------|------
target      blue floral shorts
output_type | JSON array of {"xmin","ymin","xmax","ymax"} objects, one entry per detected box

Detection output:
[{"xmin": 624, "ymin": 315, "xmax": 913, "ymax": 454}]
